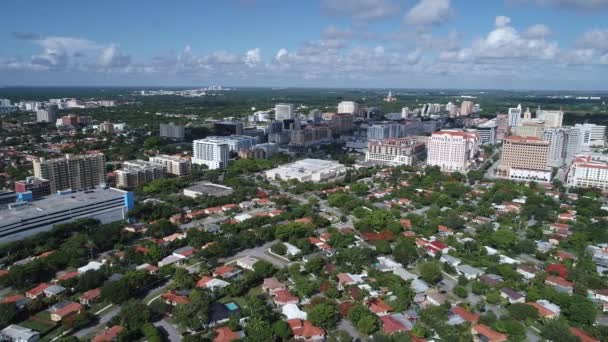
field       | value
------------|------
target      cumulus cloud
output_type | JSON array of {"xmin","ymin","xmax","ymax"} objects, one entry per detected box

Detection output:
[
  {"xmin": 275, "ymin": 48, "xmax": 289, "ymax": 63},
  {"xmin": 322, "ymin": 26, "xmax": 353, "ymax": 39},
  {"xmin": 98, "ymin": 44, "xmax": 131, "ymax": 68},
  {"xmin": 495, "ymin": 16, "xmax": 511, "ymax": 27},
  {"xmin": 404, "ymin": 0, "xmax": 452, "ymax": 26},
  {"xmin": 243, "ymin": 48, "xmax": 261, "ymax": 67},
  {"xmin": 442, "ymin": 16, "xmax": 559, "ymax": 62},
  {"xmin": 523, "ymin": 24, "xmax": 552, "ymax": 38},
  {"xmin": 577, "ymin": 29, "xmax": 608, "ymax": 52},
  {"xmin": 534, "ymin": 0, "xmax": 608, "ymax": 10},
  {"xmin": 321, "ymin": 0, "xmax": 398, "ymax": 22}
]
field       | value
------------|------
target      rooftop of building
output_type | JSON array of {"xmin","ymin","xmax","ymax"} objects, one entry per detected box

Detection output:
[
  {"xmin": 184, "ymin": 182, "xmax": 234, "ymax": 196},
  {"xmin": 0, "ymin": 188, "xmax": 128, "ymax": 225}
]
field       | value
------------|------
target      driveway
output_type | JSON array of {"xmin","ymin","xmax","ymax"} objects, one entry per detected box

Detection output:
[
  {"xmin": 155, "ymin": 318, "xmax": 181, "ymax": 342},
  {"xmin": 338, "ymin": 319, "xmax": 363, "ymax": 341},
  {"xmin": 72, "ymin": 305, "xmax": 120, "ymax": 339}
]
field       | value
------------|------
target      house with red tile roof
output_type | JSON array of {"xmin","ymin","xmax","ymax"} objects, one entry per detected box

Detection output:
[
  {"xmin": 205, "ymin": 206, "xmax": 224, "ymax": 215},
  {"xmin": 213, "ymin": 326, "xmax": 245, "ymax": 342},
  {"xmin": 451, "ymin": 306, "xmax": 480, "ymax": 323},
  {"xmin": 25, "ymin": 283, "xmax": 51, "ymax": 300},
  {"xmin": 56, "ymin": 271, "xmax": 79, "ymax": 282},
  {"xmin": 380, "ymin": 315, "xmax": 407, "ymax": 334},
  {"xmin": 273, "ymin": 290, "xmax": 299, "ymax": 306},
  {"xmin": 162, "ymin": 291, "xmax": 190, "ymax": 306},
  {"xmin": 471, "ymin": 324, "xmax": 507, "ymax": 342},
  {"xmin": 50, "ymin": 301, "xmax": 84, "ymax": 322},
  {"xmin": 92, "ymin": 325, "xmax": 124, "ymax": 342},
  {"xmin": 287, "ymin": 319, "xmax": 325, "ymax": 341},
  {"xmin": 569, "ymin": 327, "xmax": 599, "ymax": 342},
  {"xmin": 545, "ymin": 275, "xmax": 573, "ymax": 295},
  {"xmin": 426, "ymin": 240, "xmax": 449, "ymax": 257},
  {"xmin": 213, "ymin": 265, "xmax": 241, "ymax": 279},
  {"xmin": 400, "ymin": 219, "xmax": 412, "ymax": 229},
  {"xmin": 359, "ymin": 231, "xmax": 395, "ymax": 242},
  {"xmin": 262, "ymin": 277, "xmax": 286, "ymax": 295},
  {"xmin": 135, "ymin": 245, "xmax": 150, "ymax": 254},
  {"xmin": 555, "ymin": 250, "xmax": 576, "ymax": 261},
  {"xmin": 79, "ymin": 288, "xmax": 101, "ymax": 306},
  {"xmin": 221, "ymin": 203, "xmax": 238, "ymax": 211},
  {"xmin": 547, "ymin": 263, "xmax": 568, "ymax": 278},
  {"xmin": 526, "ymin": 300, "xmax": 560, "ymax": 319},
  {"xmin": 295, "ymin": 217, "xmax": 313, "ymax": 224},
  {"xmin": 368, "ymin": 298, "xmax": 393, "ymax": 316},
  {"xmin": 269, "ymin": 209, "xmax": 285, "ymax": 217},
  {"xmin": 336, "ymin": 273, "xmax": 365, "ymax": 291},
  {"xmin": 196, "ymin": 276, "xmax": 230, "ymax": 292}
]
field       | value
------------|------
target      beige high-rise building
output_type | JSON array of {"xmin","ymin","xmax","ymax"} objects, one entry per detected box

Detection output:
[
  {"xmin": 427, "ymin": 130, "xmax": 480, "ymax": 172},
  {"xmin": 115, "ymin": 160, "xmax": 166, "ymax": 188},
  {"xmin": 497, "ymin": 136, "xmax": 551, "ymax": 182},
  {"xmin": 33, "ymin": 153, "xmax": 106, "ymax": 193},
  {"xmin": 330, "ymin": 113, "xmax": 354, "ymax": 135},
  {"xmin": 514, "ymin": 121, "xmax": 544, "ymax": 139},
  {"xmin": 365, "ymin": 138, "xmax": 426, "ymax": 166},
  {"xmin": 289, "ymin": 126, "xmax": 332, "ymax": 147},
  {"xmin": 459, "ymin": 101, "xmax": 474, "ymax": 116},
  {"xmin": 149, "ymin": 155, "xmax": 192, "ymax": 176}
]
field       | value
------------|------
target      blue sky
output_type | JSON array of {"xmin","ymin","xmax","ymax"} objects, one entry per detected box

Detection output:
[{"xmin": 1, "ymin": 0, "xmax": 608, "ymax": 90}]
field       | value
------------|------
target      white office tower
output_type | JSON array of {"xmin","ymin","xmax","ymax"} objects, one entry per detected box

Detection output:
[
  {"xmin": 445, "ymin": 102, "xmax": 453, "ymax": 113},
  {"xmin": 275, "ymin": 103, "xmax": 295, "ymax": 120},
  {"xmin": 567, "ymin": 155, "xmax": 608, "ymax": 190},
  {"xmin": 36, "ymin": 105, "xmax": 57, "ymax": 123},
  {"xmin": 574, "ymin": 123, "xmax": 606, "ymax": 147},
  {"xmin": 0, "ymin": 99, "xmax": 10, "ymax": 107},
  {"xmin": 427, "ymin": 130, "xmax": 480, "ymax": 172},
  {"xmin": 508, "ymin": 104, "xmax": 522, "ymax": 128},
  {"xmin": 564, "ymin": 127, "xmax": 583, "ymax": 163},
  {"xmin": 337, "ymin": 101, "xmax": 359, "ymax": 115},
  {"xmin": 160, "ymin": 122, "xmax": 185, "ymax": 140},
  {"xmin": 192, "ymin": 139, "xmax": 230, "ymax": 169},
  {"xmin": 536, "ymin": 109, "xmax": 563, "ymax": 128},
  {"xmin": 401, "ymin": 107, "xmax": 410, "ymax": 119},
  {"xmin": 476, "ymin": 120, "xmax": 497, "ymax": 145},
  {"xmin": 309, "ymin": 109, "xmax": 322, "ymax": 123},
  {"xmin": 543, "ymin": 128, "xmax": 567, "ymax": 167}
]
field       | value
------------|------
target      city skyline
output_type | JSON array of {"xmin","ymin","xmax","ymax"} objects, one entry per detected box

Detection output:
[{"xmin": 1, "ymin": 0, "xmax": 608, "ymax": 90}]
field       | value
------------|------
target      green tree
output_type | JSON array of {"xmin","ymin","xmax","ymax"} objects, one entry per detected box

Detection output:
[
  {"xmin": 506, "ymin": 303, "xmax": 539, "ymax": 321},
  {"xmin": 419, "ymin": 261, "xmax": 443, "ymax": 284},
  {"xmin": 0, "ymin": 303, "xmax": 17, "ymax": 327},
  {"xmin": 393, "ymin": 239, "xmax": 419, "ymax": 267},
  {"xmin": 454, "ymin": 285, "xmax": 468, "ymax": 298},
  {"xmin": 308, "ymin": 302, "xmax": 339, "ymax": 329},
  {"xmin": 271, "ymin": 242, "xmax": 287, "ymax": 255},
  {"xmin": 244, "ymin": 316, "xmax": 273, "ymax": 342},
  {"xmin": 273, "ymin": 320, "xmax": 292, "ymax": 341},
  {"xmin": 118, "ymin": 300, "xmax": 151, "ymax": 330},
  {"xmin": 540, "ymin": 319, "xmax": 578, "ymax": 342},
  {"xmin": 356, "ymin": 314, "xmax": 379, "ymax": 335}
]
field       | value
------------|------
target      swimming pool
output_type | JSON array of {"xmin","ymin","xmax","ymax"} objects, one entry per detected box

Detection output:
[{"xmin": 224, "ymin": 301, "xmax": 239, "ymax": 311}]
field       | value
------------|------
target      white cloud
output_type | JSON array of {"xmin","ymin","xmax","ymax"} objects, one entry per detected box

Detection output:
[
  {"xmin": 275, "ymin": 48, "xmax": 289, "ymax": 63},
  {"xmin": 322, "ymin": 26, "xmax": 353, "ymax": 39},
  {"xmin": 577, "ymin": 29, "xmax": 608, "ymax": 52},
  {"xmin": 243, "ymin": 48, "xmax": 261, "ymax": 67},
  {"xmin": 404, "ymin": 0, "xmax": 452, "ymax": 26},
  {"xmin": 495, "ymin": 16, "xmax": 511, "ymax": 27},
  {"xmin": 535, "ymin": 0, "xmax": 608, "ymax": 10},
  {"xmin": 523, "ymin": 24, "xmax": 552, "ymax": 38},
  {"xmin": 98, "ymin": 44, "xmax": 131, "ymax": 68},
  {"xmin": 321, "ymin": 0, "xmax": 398, "ymax": 21}
]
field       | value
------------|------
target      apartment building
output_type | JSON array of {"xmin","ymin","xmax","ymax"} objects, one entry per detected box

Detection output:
[
  {"xmin": 365, "ymin": 138, "xmax": 426, "ymax": 166},
  {"xmin": 566, "ymin": 155, "xmax": 608, "ymax": 190},
  {"xmin": 115, "ymin": 160, "xmax": 166, "ymax": 188},
  {"xmin": 149, "ymin": 155, "xmax": 192, "ymax": 176},
  {"xmin": 192, "ymin": 138, "xmax": 230, "ymax": 169},
  {"xmin": 330, "ymin": 113, "xmax": 354, "ymax": 135},
  {"xmin": 289, "ymin": 126, "xmax": 332, "ymax": 147},
  {"xmin": 160, "ymin": 122, "xmax": 185, "ymax": 141},
  {"xmin": 33, "ymin": 153, "xmax": 105, "ymax": 193},
  {"xmin": 427, "ymin": 130, "xmax": 480, "ymax": 172},
  {"xmin": 497, "ymin": 136, "xmax": 551, "ymax": 182}
]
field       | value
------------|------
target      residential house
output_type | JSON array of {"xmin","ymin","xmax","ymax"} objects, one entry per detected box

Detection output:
[
  {"xmin": 457, "ymin": 265, "xmax": 484, "ymax": 280},
  {"xmin": 79, "ymin": 288, "xmax": 101, "ymax": 306},
  {"xmin": 569, "ymin": 327, "xmax": 599, "ymax": 342},
  {"xmin": 92, "ymin": 325, "xmax": 124, "ymax": 342},
  {"xmin": 196, "ymin": 276, "xmax": 230, "ymax": 292},
  {"xmin": 282, "ymin": 304, "xmax": 308, "ymax": 320},
  {"xmin": 426, "ymin": 292, "xmax": 447, "ymax": 306},
  {"xmin": 172, "ymin": 246, "xmax": 196, "ymax": 259},
  {"xmin": 49, "ymin": 301, "xmax": 84, "ymax": 322},
  {"xmin": 500, "ymin": 288, "xmax": 525, "ymax": 304},
  {"xmin": 368, "ymin": 298, "xmax": 393, "ymax": 316},
  {"xmin": 545, "ymin": 275, "xmax": 574, "ymax": 295},
  {"xmin": 162, "ymin": 291, "xmax": 190, "ymax": 306},
  {"xmin": 236, "ymin": 257, "xmax": 259, "ymax": 271},
  {"xmin": 479, "ymin": 274, "xmax": 503, "ymax": 286},
  {"xmin": 0, "ymin": 324, "xmax": 40, "ymax": 342},
  {"xmin": 516, "ymin": 265, "xmax": 537, "ymax": 281},
  {"xmin": 440, "ymin": 254, "xmax": 461, "ymax": 268},
  {"xmin": 471, "ymin": 324, "xmax": 507, "ymax": 342},
  {"xmin": 449, "ymin": 306, "xmax": 480, "ymax": 325},
  {"xmin": 43, "ymin": 285, "xmax": 65, "ymax": 297},
  {"xmin": 287, "ymin": 319, "xmax": 325, "ymax": 341},
  {"xmin": 380, "ymin": 315, "xmax": 408, "ymax": 334},
  {"xmin": 25, "ymin": 283, "xmax": 51, "ymax": 300},
  {"xmin": 213, "ymin": 326, "xmax": 245, "ymax": 342},
  {"xmin": 336, "ymin": 273, "xmax": 365, "ymax": 291},
  {"xmin": 78, "ymin": 261, "xmax": 104, "ymax": 274},
  {"xmin": 527, "ymin": 300, "xmax": 560, "ymax": 319},
  {"xmin": 213, "ymin": 265, "xmax": 242, "ymax": 279},
  {"xmin": 263, "ymin": 277, "xmax": 287, "ymax": 295},
  {"xmin": 273, "ymin": 290, "xmax": 299, "ymax": 306}
]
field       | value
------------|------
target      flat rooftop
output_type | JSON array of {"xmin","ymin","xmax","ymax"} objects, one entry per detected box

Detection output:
[
  {"xmin": 184, "ymin": 182, "xmax": 234, "ymax": 196},
  {"xmin": 0, "ymin": 188, "xmax": 127, "ymax": 223},
  {"xmin": 269, "ymin": 159, "xmax": 343, "ymax": 173}
]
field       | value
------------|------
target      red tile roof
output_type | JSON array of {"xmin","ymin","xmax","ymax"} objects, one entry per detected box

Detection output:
[
  {"xmin": 360, "ymin": 230, "xmax": 395, "ymax": 241},
  {"xmin": 569, "ymin": 327, "xmax": 599, "ymax": 342},
  {"xmin": 0, "ymin": 270, "xmax": 8, "ymax": 277},
  {"xmin": 214, "ymin": 326, "xmax": 242, "ymax": 342},
  {"xmin": 93, "ymin": 325, "xmax": 124, "ymax": 342},
  {"xmin": 196, "ymin": 276, "xmax": 214, "ymax": 288},
  {"xmin": 287, "ymin": 319, "xmax": 325, "ymax": 339},
  {"xmin": 213, "ymin": 265, "xmax": 237, "ymax": 277},
  {"xmin": 545, "ymin": 275, "xmax": 573, "ymax": 288},
  {"xmin": 368, "ymin": 299, "xmax": 393, "ymax": 314},
  {"xmin": 57, "ymin": 271, "xmax": 79, "ymax": 282},
  {"xmin": 162, "ymin": 291, "xmax": 190, "ymax": 305},
  {"xmin": 472, "ymin": 324, "xmax": 507, "ymax": 342},
  {"xmin": 452, "ymin": 306, "xmax": 480, "ymax": 323},
  {"xmin": 2, "ymin": 294, "xmax": 25, "ymax": 304},
  {"xmin": 380, "ymin": 315, "xmax": 407, "ymax": 334},
  {"xmin": 53, "ymin": 302, "xmax": 84, "ymax": 318},
  {"xmin": 547, "ymin": 264, "xmax": 568, "ymax": 278},
  {"xmin": 26, "ymin": 283, "xmax": 51, "ymax": 297},
  {"xmin": 273, "ymin": 290, "xmax": 299, "ymax": 304},
  {"xmin": 526, "ymin": 302, "xmax": 556, "ymax": 317},
  {"xmin": 400, "ymin": 219, "xmax": 412, "ymax": 229},
  {"xmin": 80, "ymin": 288, "xmax": 101, "ymax": 301}
]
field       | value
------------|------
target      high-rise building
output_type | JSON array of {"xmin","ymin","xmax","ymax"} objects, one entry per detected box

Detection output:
[
  {"xmin": 160, "ymin": 122, "xmax": 185, "ymax": 141},
  {"xmin": 115, "ymin": 160, "xmax": 166, "ymax": 188},
  {"xmin": 508, "ymin": 105, "xmax": 522, "ymax": 128},
  {"xmin": 543, "ymin": 128, "xmax": 567, "ymax": 167},
  {"xmin": 459, "ymin": 101, "xmax": 474, "ymax": 116},
  {"xmin": 495, "ymin": 114, "xmax": 509, "ymax": 141},
  {"xmin": 337, "ymin": 101, "xmax": 359, "ymax": 116},
  {"xmin": 149, "ymin": 155, "xmax": 192, "ymax": 176},
  {"xmin": 476, "ymin": 120, "xmax": 498, "ymax": 145},
  {"xmin": 214, "ymin": 121, "xmax": 243, "ymax": 136},
  {"xmin": 573, "ymin": 123, "xmax": 606, "ymax": 147},
  {"xmin": 514, "ymin": 121, "xmax": 545, "ymax": 139},
  {"xmin": 192, "ymin": 138, "xmax": 230, "ymax": 169},
  {"xmin": 275, "ymin": 103, "xmax": 295, "ymax": 120},
  {"xmin": 98, "ymin": 121, "xmax": 114, "ymax": 133},
  {"xmin": 566, "ymin": 155, "xmax": 608, "ymax": 190},
  {"xmin": 367, "ymin": 122, "xmax": 406, "ymax": 141},
  {"xmin": 536, "ymin": 109, "xmax": 563, "ymax": 128},
  {"xmin": 309, "ymin": 109, "xmax": 322, "ymax": 123},
  {"xmin": 289, "ymin": 126, "xmax": 332, "ymax": 147},
  {"xmin": 330, "ymin": 113, "xmax": 354, "ymax": 135},
  {"xmin": 365, "ymin": 138, "xmax": 426, "ymax": 166},
  {"xmin": 427, "ymin": 130, "xmax": 480, "ymax": 172},
  {"xmin": 33, "ymin": 153, "xmax": 106, "ymax": 193},
  {"xmin": 36, "ymin": 105, "xmax": 57, "ymax": 123},
  {"xmin": 14, "ymin": 177, "xmax": 51, "ymax": 201},
  {"xmin": 497, "ymin": 136, "xmax": 551, "ymax": 182},
  {"xmin": 401, "ymin": 107, "xmax": 410, "ymax": 119}
]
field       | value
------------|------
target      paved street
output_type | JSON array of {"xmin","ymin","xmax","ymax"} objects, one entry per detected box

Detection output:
[
  {"xmin": 155, "ymin": 318, "xmax": 181, "ymax": 342},
  {"xmin": 73, "ymin": 306, "xmax": 120, "ymax": 339},
  {"xmin": 220, "ymin": 240, "xmax": 290, "ymax": 268},
  {"xmin": 338, "ymin": 319, "xmax": 363, "ymax": 341}
]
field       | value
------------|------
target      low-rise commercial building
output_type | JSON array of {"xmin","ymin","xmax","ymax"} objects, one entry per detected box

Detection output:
[{"xmin": 265, "ymin": 159, "xmax": 346, "ymax": 182}]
